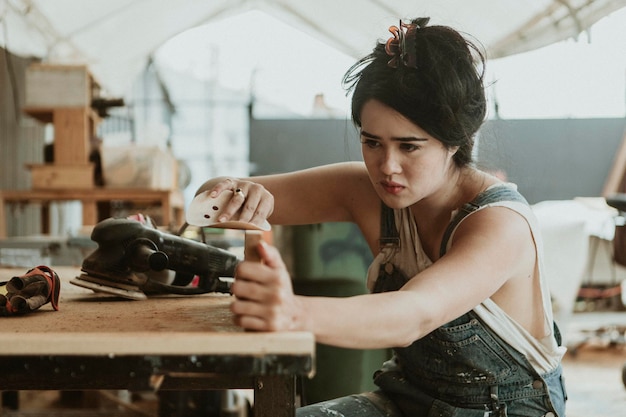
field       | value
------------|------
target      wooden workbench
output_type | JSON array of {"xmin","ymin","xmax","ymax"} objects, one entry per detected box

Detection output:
[{"xmin": 0, "ymin": 266, "xmax": 315, "ymax": 416}]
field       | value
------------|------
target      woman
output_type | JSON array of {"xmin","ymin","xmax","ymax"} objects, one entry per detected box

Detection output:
[{"xmin": 197, "ymin": 17, "xmax": 566, "ymax": 417}]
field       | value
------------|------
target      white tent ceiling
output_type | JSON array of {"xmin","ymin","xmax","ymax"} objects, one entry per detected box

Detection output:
[{"xmin": 2, "ymin": 0, "xmax": 626, "ymax": 95}]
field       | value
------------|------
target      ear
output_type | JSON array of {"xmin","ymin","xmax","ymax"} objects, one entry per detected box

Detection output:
[{"xmin": 448, "ymin": 146, "xmax": 460, "ymax": 156}]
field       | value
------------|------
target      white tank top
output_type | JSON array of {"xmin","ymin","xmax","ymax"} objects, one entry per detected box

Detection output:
[{"xmin": 366, "ymin": 184, "xmax": 566, "ymax": 373}]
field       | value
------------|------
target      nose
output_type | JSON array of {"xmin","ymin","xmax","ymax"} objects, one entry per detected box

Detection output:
[{"xmin": 380, "ymin": 149, "xmax": 402, "ymax": 176}]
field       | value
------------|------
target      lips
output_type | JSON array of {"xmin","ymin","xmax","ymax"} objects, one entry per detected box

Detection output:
[{"xmin": 380, "ymin": 180, "xmax": 404, "ymax": 195}]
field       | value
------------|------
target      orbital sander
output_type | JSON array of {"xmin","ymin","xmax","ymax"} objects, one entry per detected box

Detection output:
[
  {"xmin": 72, "ymin": 189, "xmax": 271, "ymax": 300},
  {"xmin": 70, "ymin": 217, "xmax": 240, "ymax": 300}
]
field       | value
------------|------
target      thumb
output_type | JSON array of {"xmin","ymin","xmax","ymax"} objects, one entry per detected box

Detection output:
[{"xmin": 256, "ymin": 241, "xmax": 286, "ymax": 270}]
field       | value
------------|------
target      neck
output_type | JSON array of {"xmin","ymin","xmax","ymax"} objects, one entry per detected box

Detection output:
[
  {"xmin": 409, "ymin": 167, "xmax": 495, "ymax": 260},
  {"xmin": 411, "ymin": 166, "xmax": 493, "ymax": 222}
]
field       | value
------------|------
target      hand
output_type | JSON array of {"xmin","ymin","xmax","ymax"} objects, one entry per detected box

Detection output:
[
  {"xmin": 230, "ymin": 242, "xmax": 303, "ymax": 332},
  {"xmin": 208, "ymin": 178, "xmax": 274, "ymax": 227}
]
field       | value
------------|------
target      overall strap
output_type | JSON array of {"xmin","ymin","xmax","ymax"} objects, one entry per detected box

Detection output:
[
  {"xmin": 379, "ymin": 202, "xmax": 400, "ymax": 249},
  {"xmin": 439, "ymin": 185, "xmax": 528, "ymax": 258}
]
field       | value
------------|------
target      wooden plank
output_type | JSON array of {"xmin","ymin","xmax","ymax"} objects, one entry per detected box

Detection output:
[
  {"xmin": 27, "ymin": 163, "xmax": 94, "ymax": 189},
  {"xmin": 603, "ymin": 127, "xmax": 626, "ymax": 197},
  {"xmin": 21, "ymin": 107, "xmax": 54, "ymax": 123},
  {"xmin": 0, "ymin": 332, "xmax": 316, "ymax": 356}
]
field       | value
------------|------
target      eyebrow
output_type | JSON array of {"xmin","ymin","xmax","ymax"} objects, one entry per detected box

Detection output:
[{"xmin": 360, "ymin": 130, "xmax": 428, "ymax": 142}]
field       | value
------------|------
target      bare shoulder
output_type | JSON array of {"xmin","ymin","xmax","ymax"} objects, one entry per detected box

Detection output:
[
  {"xmin": 456, "ymin": 201, "xmax": 533, "ymax": 244},
  {"xmin": 449, "ymin": 203, "xmax": 536, "ymax": 279}
]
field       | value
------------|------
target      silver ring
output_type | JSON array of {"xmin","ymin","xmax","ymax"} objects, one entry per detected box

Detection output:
[{"xmin": 234, "ymin": 188, "xmax": 246, "ymax": 199}]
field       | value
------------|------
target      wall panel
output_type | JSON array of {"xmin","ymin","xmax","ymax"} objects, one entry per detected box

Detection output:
[{"xmin": 1, "ymin": 48, "xmax": 45, "ymax": 236}]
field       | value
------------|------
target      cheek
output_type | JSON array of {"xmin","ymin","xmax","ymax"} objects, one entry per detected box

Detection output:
[
  {"xmin": 405, "ymin": 165, "xmax": 432, "ymax": 185},
  {"xmin": 362, "ymin": 156, "xmax": 378, "ymax": 184},
  {"xmin": 403, "ymin": 156, "xmax": 449, "ymax": 184},
  {"xmin": 361, "ymin": 148, "xmax": 379, "ymax": 169}
]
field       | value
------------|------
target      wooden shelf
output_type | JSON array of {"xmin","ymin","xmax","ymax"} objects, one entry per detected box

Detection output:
[
  {"xmin": 0, "ymin": 188, "xmax": 185, "ymax": 238},
  {"xmin": 8, "ymin": 64, "xmax": 182, "ymax": 238},
  {"xmin": 23, "ymin": 106, "xmax": 100, "ymax": 124},
  {"xmin": 26, "ymin": 163, "xmax": 95, "ymax": 190}
]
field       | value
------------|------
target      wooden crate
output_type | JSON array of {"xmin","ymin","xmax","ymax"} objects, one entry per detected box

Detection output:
[
  {"xmin": 101, "ymin": 145, "xmax": 179, "ymax": 190},
  {"xmin": 27, "ymin": 164, "xmax": 94, "ymax": 190},
  {"xmin": 25, "ymin": 64, "xmax": 100, "ymax": 108}
]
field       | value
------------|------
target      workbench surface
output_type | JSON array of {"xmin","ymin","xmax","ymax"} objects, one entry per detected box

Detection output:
[{"xmin": 0, "ymin": 266, "xmax": 314, "ymax": 357}]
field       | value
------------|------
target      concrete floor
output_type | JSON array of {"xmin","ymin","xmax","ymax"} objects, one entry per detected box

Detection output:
[
  {"xmin": 561, "ymin": 311, "xmax": 626, "ymax": 417},
  {"xmin": 562, "ymin": 345, "xmax": 625, "ymax": 417}
]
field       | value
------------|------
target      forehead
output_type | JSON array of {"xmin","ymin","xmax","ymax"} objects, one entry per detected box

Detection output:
[{"xmin": 360, "ymin": 99, "xmax": 431, "ymax": 139}]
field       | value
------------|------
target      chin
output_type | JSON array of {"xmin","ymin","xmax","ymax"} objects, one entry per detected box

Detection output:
[{"xmin": 379, "ymin": 194, "xmax": 410, "ymax": 209}]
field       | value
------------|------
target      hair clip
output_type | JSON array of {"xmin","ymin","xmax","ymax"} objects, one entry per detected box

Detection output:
[{"xmin": 384, "ymin": 18, "xmax": 429, "ymax": 69}]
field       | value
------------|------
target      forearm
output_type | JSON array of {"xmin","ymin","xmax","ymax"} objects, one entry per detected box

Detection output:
[
  {"xmin": 297, "ymin": 291, "xmax": 435, "ymax": 349},
  {"xmin": 194, "ymin": 163, "xmax": 375, "ymax": 226}
]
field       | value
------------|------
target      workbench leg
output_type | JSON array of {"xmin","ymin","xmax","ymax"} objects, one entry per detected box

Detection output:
[
  {"xmin": 254, "ymin": 375, "xmax": 297, "ymax": 417},
  {"xmin": 157, "ymin": 390, "xmax": 221, "ymax": 417},
  {"xmin": 1, "ymin": 391, "xmax": 19, "ymax": 410}
]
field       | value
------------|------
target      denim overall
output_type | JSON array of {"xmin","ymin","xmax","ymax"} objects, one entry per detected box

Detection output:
[{"xmin": 296, "ymin": 185, "xmax": 566, "ymax": 417}]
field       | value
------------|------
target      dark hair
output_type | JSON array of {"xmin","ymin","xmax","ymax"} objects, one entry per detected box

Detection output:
[{"xmin": 342, "ymin": 18, "xmax": 487, "ymax": 167}]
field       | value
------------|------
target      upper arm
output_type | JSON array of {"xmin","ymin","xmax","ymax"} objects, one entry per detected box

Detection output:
[{"xmin": 401, "ymin": 206, "xmax": 537, "ymax": 334}]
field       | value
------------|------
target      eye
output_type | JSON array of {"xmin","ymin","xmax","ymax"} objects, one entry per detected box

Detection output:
[
  {"xmin": 400, "ymin": 143, "xmax": 420, "ymax": 152},
  {"xmin": 360, "ymin": 138, "xmax": 380, "ymax": 149}
]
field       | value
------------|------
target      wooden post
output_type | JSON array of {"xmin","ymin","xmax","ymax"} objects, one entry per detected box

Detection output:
[
  {"xmin": 53, "ymin": 108, "xmax": 91, "ymax": 164},
  {"xmin": 603, "ymin": 127, "xmax": 626, "ymax": 197},
  {"xmin": 244, "ymin": 230, "xmax": 264, "ymax": 262},
  {"xmin": 81, "ymin": 200, "xmax": 98, "ymax": 226},
  {"xmin": 0, "ymin": 191, "xmax": 6, "ymax": 239}
]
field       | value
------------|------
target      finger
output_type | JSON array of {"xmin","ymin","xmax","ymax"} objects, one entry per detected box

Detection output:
[
  {"xmin": 208, "ymin": 178, "xmax": 235, "ymax": 198},
  {"xmin": 235, "ymin": 185, "xmax": 268, "ymax": 225},
  {"xmin": 230, "ymin": 274, "xmax": 273, "ymax": 301},
  {"xmin": 231, "ymin": 299, "xmax": 282, "ymax": 332},
  {"xmin": 218, "ymin": 189, "xmax": 248, "ymax": 223},
  {"xmin": 235, "ymin": 261, "xmax": 280, "ymax": 287},
  {"xmin": 230, "ymin": 298, "xmax": 270, "ymax": 331},
  {"xmin": 236, "ymin": 192, "xmax": 258, "ymax": 224},
  {"xmin": 256, "ymin": 242, "xmax": 287, "ymax": 270},
  {"xmin": 233, "ymin": 313, "xmax": 268, "ymax": 332},
  {"xmin": 248, "ymin": 196, "xmax": 274, "ymax": 227},
  {"xmin": 230, "ymin": 296, "xmax": 266, "ymax": 317}
]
